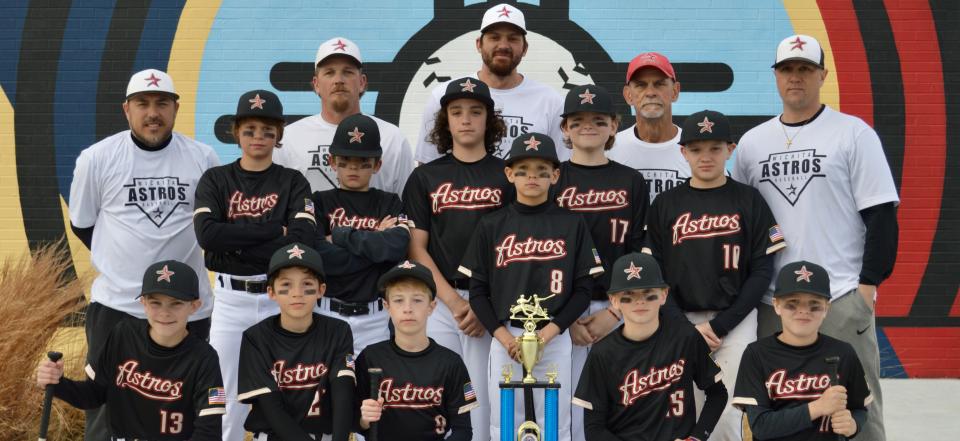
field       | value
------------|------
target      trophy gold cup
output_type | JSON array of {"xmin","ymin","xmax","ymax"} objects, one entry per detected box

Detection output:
[{"xmin": 499, "ymin": 294, "xmax": 559, "ymax": 441}]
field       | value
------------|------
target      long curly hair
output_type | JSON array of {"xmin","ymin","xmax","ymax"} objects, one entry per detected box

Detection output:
[{"xmin": 428, "ymin": 104, "xmax": 507, "ymax": 155}]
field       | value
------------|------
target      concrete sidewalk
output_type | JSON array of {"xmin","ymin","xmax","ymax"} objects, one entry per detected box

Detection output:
[{"xmin": 882, "ymin": 379, "xmax": 960, "ymax": 441}]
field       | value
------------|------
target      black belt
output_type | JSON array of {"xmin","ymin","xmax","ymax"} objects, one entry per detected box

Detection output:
[
  {"xmin": 509, "ymin": 319, "xmax": 550, "ymax": 331},
  {"xmin": 226, "ymin": 277, "xmax": 268, "ymax": 294},
  {"xmin": 327, "ymin": 298, "xmax": 383, "ymax": 316},
  {"xmin": 447, "ymin": 278, "xmax": 470, "ymax": 290}
]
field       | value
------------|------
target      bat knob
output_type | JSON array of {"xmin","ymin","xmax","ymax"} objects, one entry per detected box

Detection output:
[{"xmin": 47, "ymin": 351, "xmax": 63, "ymax": 363}]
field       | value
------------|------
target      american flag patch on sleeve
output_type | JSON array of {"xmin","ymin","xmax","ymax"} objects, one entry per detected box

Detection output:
[
  {"xmin": 464, "ymin": 382, "xmax": 476, "ymax": 401},
  {"xmin": 769, "ymin": 225, "xmax": 784, "ymax": 242},
  {"xmin": 208, "ymin": 387, "xmax": 226, "ymax": 405},
  {"xmin": 345, "ymin": 354, "xmax": 355, "ymax": 370},
  {"xmin": 304, "ymin": 198, "xmax": 315, "ymax": 215},
  {"xmin": 592, "ymin": 248, "xmax": 602, "ymax": 265}
]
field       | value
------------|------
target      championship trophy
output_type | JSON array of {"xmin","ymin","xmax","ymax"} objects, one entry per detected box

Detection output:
[{"xmin": 499, "ymin": 294, "xmax": 559, "ymax": 441}]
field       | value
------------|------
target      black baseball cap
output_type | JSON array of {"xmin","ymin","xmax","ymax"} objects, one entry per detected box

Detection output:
[
  {"xmin": 377, "ymin": 259, "xmax": 437, "ymax": 299},
  {"xmin": 329, "ymin": 113, "xmax": 383, "ymax": 158},
  {"xmin": 440, "ymin": 77, "xmax": 495, "ymax": 112},
  {"xmin": 561, "ymin": 85, "xmax": 615, "ymax": 118},
  {"xmin": 236, "ymin": 89, "xmax": 284, "ymax": 122},
  {"xmin": 139, "ymin": 260, "xmax": 199, "ymax": 301},
  {"xmin": 678, "ymin": 110, "xmax": 733, "ymax": 146},
  {"xmin": 268, "ymin": 242, "xmax": 326, "ymax": 282},
  {"xmin": 774, "ymin": 260, "xmax": 831, "ymax": 299},
  {"xmin": 607, "ymin": 253, "xmax": 669, "ymax": 295},
  {"xmin": 505, "ymin": 132, "xmax": 560, "ymax": 167}
]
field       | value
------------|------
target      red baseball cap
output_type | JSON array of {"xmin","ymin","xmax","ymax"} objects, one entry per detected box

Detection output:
[{"xmin": 625, "ymin": 52, "xmax": 676, "ymax": 83}]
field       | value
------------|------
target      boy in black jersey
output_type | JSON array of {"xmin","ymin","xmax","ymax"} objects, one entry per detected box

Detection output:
[
  {"xmin": 459, "ymin": 133, "xmax": 604, "ymax": 440},
  {"xmin": 357, "ymin": 259, "xmax": 478, "ymax": 441},
  {"xmin": 554, "ymin": 85, "xmax": 649, "ymax": 441},
  {"xmin": 238, "ymin": 242, "xmax": 355, "ymax": 441},
  {"xmin": 644, "ymin": 110, "xmax": 785, "ymax": 440},
  {"xmin": 402, "ymin": 76, "xmax": 510, "ymax": 441},
  {"xmin": 313, "ymin": 113, "xmax": 411, "ymax": 355},
  {"xmin": 193, "ymin": 89, "xmax": 316, "ymax": 441},
  {"xmin": 733, "ymin": 261, "xmax": 870, "ymax": 440},
  {"xmin": 36, "ymin": 260, "xmax": 225, "ymax": 440},
  {"xmin": 573, "ymin": 253, "xmax": 727, "ymax": 441}
]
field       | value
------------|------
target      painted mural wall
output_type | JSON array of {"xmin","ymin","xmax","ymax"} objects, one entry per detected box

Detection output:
[{"xmin": 0, "ymin": 0, "xmax": 956, "ymax": 377}]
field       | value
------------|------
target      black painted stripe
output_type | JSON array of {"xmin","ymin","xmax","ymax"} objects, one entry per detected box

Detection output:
[
  {"xmin": 94, "ymin": 0, "xmax": 152, "ymax": 141},
  {"xmin": 909, "ymin": 0, "xmax": 960, "ymax": 318}
]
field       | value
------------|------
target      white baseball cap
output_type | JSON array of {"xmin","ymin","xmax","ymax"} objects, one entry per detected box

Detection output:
[
  {"xmin": 315, "ymin": 37, "xmax": 362, "ymax": 67},
  {"xmin": 125, "ymin": 69, "xmax": 178, "ymax": 100},
  {"xmin": 481, "ymin": 3, "xmax": 526, "ymax": 34},
  {"xmin": 772, "ymin": 34, "xmax": 824, "ymax": 68}
]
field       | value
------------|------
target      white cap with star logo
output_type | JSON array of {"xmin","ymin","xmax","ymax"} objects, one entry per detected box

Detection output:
[
  {"xmin": 773, "ymin": 34, "xmax": 824, "ymax": 69},
  {"xmin": 481, "ymin": 3, "xmax": 526, "ymax": 34},
  {"xmin": 125, "ymin": 68, "xmax": 178, "ymax": 100},
  {"xmin": 315, "ymin": 36, "xmax": 362, "ymax": 68}
]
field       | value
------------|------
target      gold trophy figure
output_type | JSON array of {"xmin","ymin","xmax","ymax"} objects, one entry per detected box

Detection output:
[{"xmin": 508, "ymin": 293, "xmax": 554, "ymax": 384}]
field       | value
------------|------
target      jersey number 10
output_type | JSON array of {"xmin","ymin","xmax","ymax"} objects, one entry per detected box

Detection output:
[{"xmin": 722, "ymin": 244, "xmax": 741, "ymax": 270}]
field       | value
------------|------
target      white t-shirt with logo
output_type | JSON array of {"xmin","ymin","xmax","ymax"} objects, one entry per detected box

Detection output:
[
  {"xmin": 732, "ymin": 106, "xmax": 900, "ymax": 302},
  {"xmin": 69, "ymin": 131, "xmax": 219, "ymax": 319},
  {"xmin": 608, "ymin": 124, "xmax": 690, "ymax": 203},
  {"xmin": 414, "ymin": 76, "xmax": 567, "ymax": 163},
  {"xmin": 275, "ymin": 113, "xmax": 414, "ymax": 195}
]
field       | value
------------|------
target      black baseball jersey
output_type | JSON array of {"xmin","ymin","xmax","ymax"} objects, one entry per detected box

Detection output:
[
  {"xmin": 356, "ymin": 339, "xmax": 478, "ymax": 441},
  {"xmin": 572, "ymin": 319, "xmax": 723, "ymax": 441},
  {"xmin": 645, "ymin": 179, "xmax": 784, "ymax": 311},
  {"xmin": 733, "ymin": 334, "xmax": 872, "ymax": 441},
  {"xmin": 313, "ymin": 188, "xmax": 405, "ymax": 302},
  {"xmin": 402, "ymin": 154, "xmax": 514, "ymax": 281},
  {"xmin": 554, "ymin": 160, "xmax": 649, "ymax": 298},
  {"xmin": 84, "ymin": 319, "xmax": 225, "ymax": 440},
  {"xmin": 459, "ymin": 201, "xmax": 603, "ymax": 324},
  {"xmin": 238, "ymin": 313, "xmax": 355, "ymax": 436},
  {"xmin": 193, "ymin": 160, "xmax": 316, "ymax": 275}
]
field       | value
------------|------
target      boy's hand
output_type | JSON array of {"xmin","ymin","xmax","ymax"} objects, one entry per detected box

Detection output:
[
  {"xmin": 538, "ymin": 323, "xmax": 561, "ymax": 345},
  {"xmin": 809, "ymin": 385, "xmax": 847, "ymax": 418},
  {"xmin": 450, "ymin": 298, "xmax": 485, "ymax": 337},
  {"xmin": 830, "ymin": 409, "xmax": 858, "ymax": 436},
  {"xmin": 581, "ymin": 309, "xmax": 619, "ymax": 341},
  {"xmin": 359, "ymin": 397, "xmax": 384, "ymax": 429},
  {"xmin": 377, "ymin": 216, "xmax": 398, "ymax": 231},
  {"xmin": 36, "ymin": 359, "xmax": 64, "ymax": 388},
  {"xmin": 695, "ymin": 322, "xmax": 722, "ymax": 352},
  {"xmin": 569, "ymin": 321, "xmax": 593, "ymax": 346},
  {"xmin": 494, "ymin": 327, "xmax": 519, "ymax": 361}
]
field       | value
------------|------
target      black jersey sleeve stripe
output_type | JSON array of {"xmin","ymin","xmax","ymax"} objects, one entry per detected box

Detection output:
[
  {"xmin": 198, "ymin": 407, "xmax": 227, "ymax": 417},
  {"xmin": 84, "ymin": 364, "xmax": 96, "ymax": 380},
  {"xmin": 571, "ymin": 397, "xmax": 594, "ymax": 410},
  {"xmin": 237, "ymin": 387, "xmax": 272, "ymax": 402},
  {"xmin": 731, "ymin": 396, "xmax": 758, "ymax": 410},
  {"xmin": 457, "ymin": 265, "xmax": 472, "ymax": 278},
  {"xmin": 193, "ymin": 207, "xmax": 212, "ymax": 216},
  {"xmin": 458, "ymin": 401, "xmax": 480, "ymax": 415},
  {"xmin": 337, "ymin": 369, "xmax": 356, "ymax": 380},
  {"xmin": 766, "ymin": 242, "xmax": 787, "ymax": 255},
  {"xmin": 588, "ymin": 265, "xmax": 604, "ymax": 276}
]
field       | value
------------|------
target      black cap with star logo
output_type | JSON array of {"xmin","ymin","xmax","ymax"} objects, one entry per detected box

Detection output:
[
  {"xmin": 329, "ymin": 113, "xmax": 383, "ymax": 158},
  {"xmin": 561, "ymin": 84, "xmax": 615, "ymax": 118},
  {"xmin": 138, "ymin": 260, "xmax": 199, "ymax": 301},
  {"xmin": 607, "ymin": 252, "xmax": 668, "ymax": 295},
  {"xmin": 440, "ymin": 77, "xmax": 495, "ymax": 112},
  {"xmin": 505, "ymin": 132, "xmax": 560, "ymax": 167},
  {"xmin": 268, "ymin": 242, "xmax": 326, "ymax": 282},
  {"xmin": 235, "ymin": 89, "xmax": 284, "ymax": 123},
  {"xmin": 774, "ymin": 260, "xmax": 831, "ymax": 299},
  {"xmin": 377, "ymin": 259, "xmax": 437, "ymax": 299},
  {"xmin": 678, "ymin": 109, "xmax": 733, "ymax": 146}
]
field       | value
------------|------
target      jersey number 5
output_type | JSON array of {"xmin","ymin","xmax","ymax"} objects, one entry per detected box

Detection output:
[
  {"xmin": 159, "ymin": 409, "xmax": 183, "ymax": 434},
  {"xmin": 665, "ymin": 390, "xmax": 684, "ymax": 418},
  {"xmin": 609, "ymin": 218, "xmax": 629, "ymax": 244}
]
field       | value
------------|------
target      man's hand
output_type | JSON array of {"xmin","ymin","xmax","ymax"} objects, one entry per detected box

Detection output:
[
  {"xmin": 581, "ymin": 309, "xmax": 619, "ymax": 342},
  {"xmin": 494, "ymin": 327, "xmax": 519, "ymax": 361},
  {"xmin": 809, "ymin": 385, "xmax": 847, "ymax": 419},
  {"xmin": 830, "ymin": 409, "xmax": 858, "ymax": 437},
  {"xmin": 569, "ymin": 321, "xmax": 593, "ymax": 346},
  {"xmin": 36, "ymin": 359, "xmax": 64, "ymax": 388},
  {"xmin": 857, "ymin": 283, "xmax": 876, "ymax": 312},
  {"xmin": 359, "ymin": 397, "xmax": 383, "ymax": 430},
  {"xmin": 538, "ymin": 323, "xmax": 561, "ymax": 346},
  {"xmin": 695, "ymin": 322, "xmax": 722, "ymax": 352}
]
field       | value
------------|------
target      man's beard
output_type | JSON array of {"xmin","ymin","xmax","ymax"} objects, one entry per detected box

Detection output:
[
  {"xmin": 482, "ymin": 50, "xmax": 522, "ymax": 77},
  {"xmin": 328, "ymin": 94, "xmax": 352, "ymax": 113}
]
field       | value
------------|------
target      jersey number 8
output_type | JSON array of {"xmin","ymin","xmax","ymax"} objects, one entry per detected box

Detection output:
[{"xmin": 550, "ymin": 270, "xmax": 563, "ymax": 295}]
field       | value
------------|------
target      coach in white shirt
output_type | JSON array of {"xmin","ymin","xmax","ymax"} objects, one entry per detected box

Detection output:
[
  {"xmin": 733, "ymin": 35, "xmax": 899, "ymax": 441},
  {"xmin": 275, "ymin": 37, "xmax": 413, "ymax": 195},
  {"xmin": 68, "ymin": 68, "xmax": 219, "ymax": 440}
]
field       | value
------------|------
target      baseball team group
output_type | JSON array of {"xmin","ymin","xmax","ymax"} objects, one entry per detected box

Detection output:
[{"xmin": 33, "ymin": 3, "xmax": 900, "ymax": 441}]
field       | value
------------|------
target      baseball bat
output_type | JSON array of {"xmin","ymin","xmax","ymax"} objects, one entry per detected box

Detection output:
[
  {"xmin": 824, "ymin": 356, "xmax": 845, "ymax": 441},
  {"xmin": 367, "ymin": 367, "xmax": 383, "ymax": 441},
  {"xmin": 38, "ymin": 351, "xmax": 63, "ymax": 441}
]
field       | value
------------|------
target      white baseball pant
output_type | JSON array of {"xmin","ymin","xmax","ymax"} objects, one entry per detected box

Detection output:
[{"xmin": 316, "ymin": 297, "xmax": 389, "ymax": 355}]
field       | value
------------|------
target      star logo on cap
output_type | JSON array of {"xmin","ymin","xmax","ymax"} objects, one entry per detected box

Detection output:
[
  {"xmin": 497, "ymin": 6, "xmax": 512, "ymax": 17},
  {"xmin": 789, "ymin": 36, "xmax": 807, "ymax": 51},
  {"xmin": 794, "ymin": 265, "xmax": 814, "ymax": 283},
  {"xmin": 460, "ymin": 78, "xmax": 477, "ymax": 93},
  {"xmin": 697, "ymin": 116, "xmax": 714, "ymax": 133},
  {"xmin": 523, "ymin": 135, "xmax": 541, "ymax": 151},
  {"xmin": 248, "ymin": 94, "xmax": 266, "ymax": 110},
  {"xmin": 145, "ymin": 73, "xmax": 162, "ymax": 87},
  {"xmin": 578, "ymin": 89, "xmax": 596, "ymax": 105},
  {"xmin": 398, "ymin": 260, "xmax": 416, "ymax": 269},
  {"xmin": 348, "ymin": 127, "xmax": 364, "ymax": 144},
  {"xmin": 332, "ymin": 39, "xmax": 348, "ymax": 51},
  {"xmin": 156, "ymin": 265, "xmax": 175, "ymax": 283},
  {"xmin": 624, "ymin": 262, "xmax": 643, "ymax": 280},
  {"xmin": 641, "ymin": 53, "xmax": 659, "ymax": 62},
  {"xmin": 287, "ymin": 245, "xmax": 306, "ymax": 259}
]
